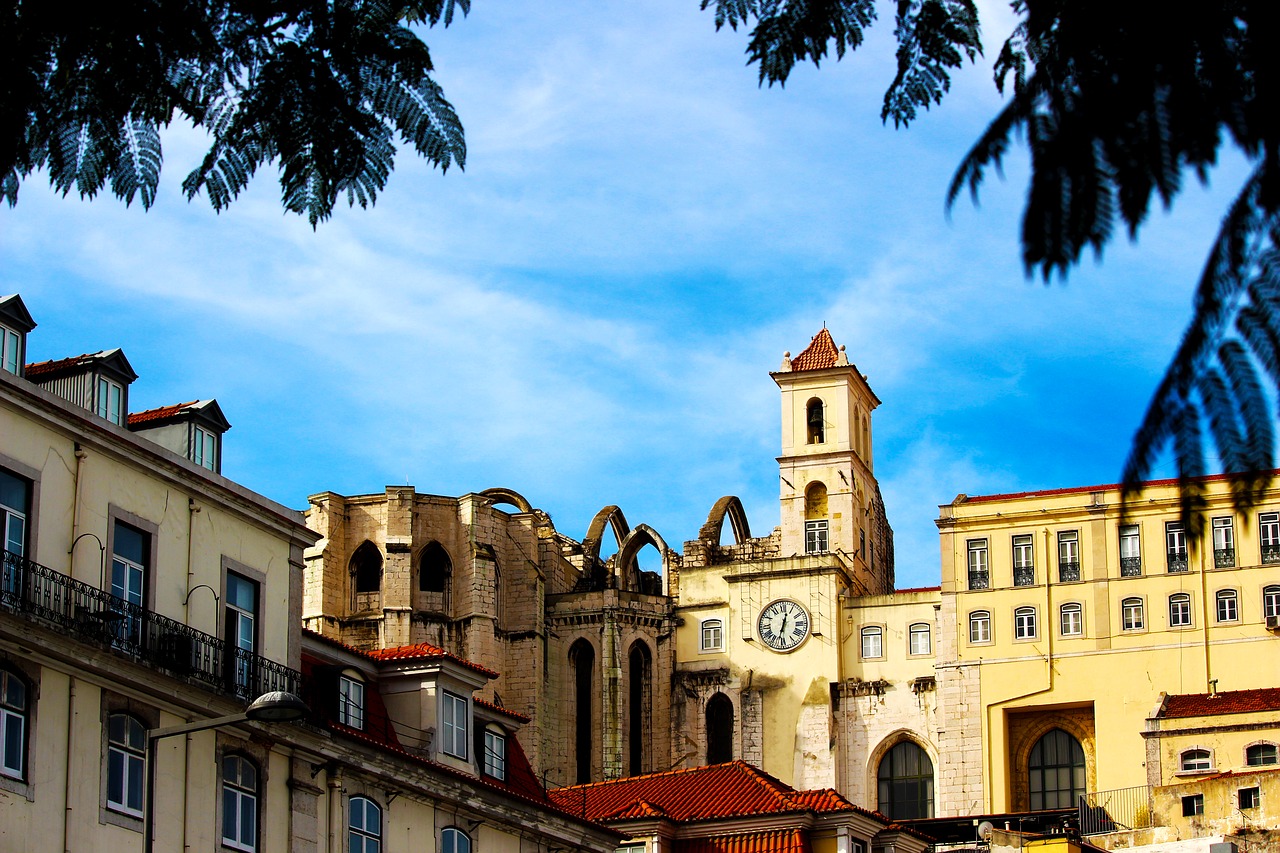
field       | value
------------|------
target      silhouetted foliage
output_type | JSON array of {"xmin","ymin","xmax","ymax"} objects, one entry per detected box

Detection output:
[
  {"xmin": 2, "ymin": 0, "xmax": 467, "ymax": 226},
  {"xmin": 706, "ymin": 0, "xmax": 1280, "ymax": 533}
]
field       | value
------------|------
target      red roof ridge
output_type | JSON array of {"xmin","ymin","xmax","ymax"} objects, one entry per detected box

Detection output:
[
  {"xmin": 1159, "ymin": 687, "xmax": 1280, "ymax": 719},
  {"xmin": 302, "ymin": 629, "xmax": 498, "ymax": 678},
  {"xmin": 25, "ymin": 352, "xmax": 103, "ymax": 376},
  {"xmin": 789, "ymin": 329, "xmax": 842, "ymax": 372},
  {"xmin": 894, "ymin": 586, "xmax": 941, "ymax": 594},
  {"xmin": 128, "ymin": 400, "xmax": 201, "ymax": 425},
  {"xmin": 606, "ymin": 800, "xmax": 669, "ymax": 820},
  {"xmin": 474, "ymin": 696, "xmax": 530, "ymax": 723}
]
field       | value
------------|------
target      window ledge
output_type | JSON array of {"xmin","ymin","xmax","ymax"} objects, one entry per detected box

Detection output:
[{"xmin": 1175, "ymin": 769, "xmax": 1215, "ymax": 777}]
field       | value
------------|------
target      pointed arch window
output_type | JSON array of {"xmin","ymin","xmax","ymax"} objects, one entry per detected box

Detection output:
[
  {"xmin": 706, "ymin": 693, "xmax": 734, "ymax": 764},
  {"xmin": 628, "ymin": 641, "xmax": 652, "ymax": 776},
  {"xmin": 350, "ymin": 541, "xmax": 382, "ymax": 593},
  {"xmin": 877, "ymin": 741, "xmax": 934, "ymax": 819},
  {"xmin": 1028, "ymin": 728, "xmax": 1085, "ymax": 810},
  {"xmin": 570, "ymin": 639, "xmax": 595, "ymax": 783},
  {"xmin": 418, "ymin": 542, "xmax": 451, "ymax": 593}
]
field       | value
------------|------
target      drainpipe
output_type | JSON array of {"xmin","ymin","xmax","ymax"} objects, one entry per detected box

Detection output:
[
  {"xmin": 71, "ymin": 445, "xmax": 87, "ymax": 573},
  {"xmin": 1199, "ymin": 535, "xmax": 1212, "ymax": 692},
  {"xmin": 63, "ymin": 676, "xmax": 76, "ymax": 853}
]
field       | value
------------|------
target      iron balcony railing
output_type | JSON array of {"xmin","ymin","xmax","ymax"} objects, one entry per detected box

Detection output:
[
  {"xmin": 1166, "ymin": 552, "xmax": 1189, "ymax": 573},
  {"xmin": 1058, "ymin": 561, "xmax": 1081, "ymax": 583},
  {"xmin": 1263, "ymin": 545, "xmax": 1280, "ymax": 565},
  {"xmin": 1, "ymin": 549, "xmax": 298, "ymax": 700},
  {"xmin": 1013, "ymin": 566, "xmax": 1035, "ymax": 587},
  {"xmin": 1214, "ymin": 548, "xmax": 1235, "ymax": 568},
  {"xmin": 1120, "ymin": 556, "xmax": 1142, "ymax": 577},
  {"xmin": 1079, "ymin": 785, "xmax": 1154, "ymax": 836},
  {"xmin": 968, "ymin": 570, "xmax": 989, "ymax": 590}
]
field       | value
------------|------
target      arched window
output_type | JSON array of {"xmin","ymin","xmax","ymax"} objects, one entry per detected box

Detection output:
[
  {"xmin": 1180, "ymin": 748, "xmax": 1212, "ymax": 772},
  {"xmin": 969, "ymin": 610, "xmax": 991, "ymax": 643},
  {"xmin": 1059, "ymin": 603, "xmax": 1083, "ymax": 636},
  {"xmin": 1169, "ymin": 592, "xmax": 1192, "ymax": 627},
  {"xmin": 107, "ymin": 713, "xmax": 147, "ymax": 817},
  {"xmin": 442, "ymin": 827, "xmax": 471, "ymax": 853},
  {"xmin": 350, "ymin": 541, "xmax": 382, "ymax": 593},
  {"xmin": 909, "ymin": 623, "xmax": 931, "ymax": 655},
  {"xmin": 877, "ymin": 741, "xmax": 935, "ymax": 819},
  {"xmin": 1215, "ymin": 589, "xmax": 1238, "ymax": 622},
  {"xmin": 806, "ymin": 398, "xmax": 825, "ymax": 444},
  {"xmin": 1014, "ymin": 606, "xmax": 1037, "ymax": 639},
  {"xmin": 804, "ymin": 482, "xmax": 829, "ymax": 554},
  {"xmin": 628, "ymin": 641, "xmax": 652, "ymax": 776},
  {"xmin": 706, "ymin": 693, "xmax": 734, "ymax": 764},
  {"xmin": 221, "ymin": 754, "xmax": 259, "ymax": 852},
  {"xmin": 0, "ymin": 667, "xmax": 27, "ymax": 781},
  {"xmin": 1246, "ymin": 743, "xmax": 1278, "ymax": 766},
  {"xmin": 1122, "ymin": 597, "xmax": 1145, "ymax": 630},
  {"xmin": 1028, "ymin": 729, "xmax": 1085, "ymax": 809},
  {"xmin": 418, "ymin": 542, "xmax": 451, "ymax": 593},
  {"xmin": 861, "ymin": 626, "xmax": 883, "ymax": 659},
  {"xmin": 700, "ymin": 618, "xmax": 724, "ymax": 651},
  {"xmin": 1264, "ymin": 585, "xmax": 1280, "ymax": 618},
  {"xmin": 349, "ymin": 797, "xmax": 381, "ymax": 853},
  {"xmin": 570, "ymin": 639, "xmax": 595, "ymax": 783}
]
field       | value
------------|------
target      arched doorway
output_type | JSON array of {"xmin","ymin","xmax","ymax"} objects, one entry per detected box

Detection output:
[
  {"xmin": 706, "ymin": 693, "xmax": 734, "ymax": 764},
  {"xmin": 1029, "ymin": 728, "xmax": 1086, "ymax": 809},
  {"xmin": 877, "ymin": 741, "xmax": 934, "ymax": 819}
]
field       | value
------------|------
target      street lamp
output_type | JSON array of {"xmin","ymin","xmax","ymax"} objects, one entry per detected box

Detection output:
[{"xmin": 144, "ymin": 691, "xmax": 309, "ymax": 853}]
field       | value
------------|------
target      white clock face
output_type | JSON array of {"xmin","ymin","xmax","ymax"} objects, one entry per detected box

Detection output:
[{"xmin": 757, "ymin": 599, "xmax": 810, "ymax": 651}]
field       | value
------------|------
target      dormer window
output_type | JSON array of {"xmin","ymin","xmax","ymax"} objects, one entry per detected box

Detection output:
[
  {"xmin": 338, "ymin": 674, "xmax": 365, "ymax": 730},
  {"xmin": 0, "ymin": 294, "xmax": 35, "ymax": 376},
  {"xmin": 193, "ymin": 425, "xmax": 217, "ymax": 471},
  {"xmin": 0, "ymin": 326, "xmax": 19, "ymax": 375},
  {"xmin": 440, "ymin": 691, "xmax": 468, "ymax": 759},
  {"xmin": 483, "ymin": 726, "xmax": 507, "ymax": 780},
  {"xmin": 96, "ymin": 377, "xmax": 123, "ymax": 425}
]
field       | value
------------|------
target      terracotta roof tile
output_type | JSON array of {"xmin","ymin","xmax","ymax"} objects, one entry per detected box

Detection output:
[
  {"xmin": 127, "ymin": 401, "xmax": 201, "ymax": 426},
  {"xmin": 789, "ymin": 329, "xmax": 841, "ymax": 372},
  {"xmin": 474, "ymin": 697, "xmax": 530, "ymax": 723},
  {"xmin": 1160, "ymin": 688, "xmax": 1280, "ymax": 719},
  {"xmin": 302, "ymin": 629, "xmax": 499, "ymax": 678},
  {"xmin": 674, "ymin": 829, "xmax": 809, "ymax": 853},
  {"xmin": 25, "ymin": 352, "xmax": 103, "ymax": 377},
  {"xmin": 894, "ymin": 586, "xmax": 941, "ymax": 594},
  {"xmin": 548, "ymin": 761, "xmax": 880, "ymax": 824},
  {"xmin": 606, "ymin": 800, "xmax": 669, "ymax": 820}
]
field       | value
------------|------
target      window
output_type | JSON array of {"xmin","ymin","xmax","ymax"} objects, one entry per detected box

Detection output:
[
  {"xmin": 877, "ymin": 741, "xmax": 934, "ymax": 820},
  {"xmin": 0, "ymin": 668, "xmax": 27, "ymax": 780},
  {"xmin": 1120, "ymin": 524, "xmax": 1142, "ymax": 576},
  {"xmin": 111, "ymin": 521, "xmax": 148, "ymax": 646},
  {"xmin": 1060, "ymin": 603, "xmax": 1083, "ymax": 637},
  {"xmin": 1265, "ymin": 585, "xmax": 1280, "ymax": 619},
  {"xmin": 1012, "ymin": 534, "xmax": 1034, "ymax": 586},
  {"xmin": 909, "ymin": 623, "xmax": 931, "ymax": 655},
  {"xmin": 0, "ymin": 468, "xmax": 28, "ymax": 558},
  {"xmin": 861, "ymin": 626, "xmax": 883, "ymax": 659},
  {"xmin": 441, "ymin": 691, "xmax": 468, "ymax": 759},
  {"xmin": 967, "ymin": 539, "xmax": 989, "ymax": 589},
  {"xmin": 805, "ymin": 520, "xmax": 829, "ymax": 554},
  {"xmin": 1240, "ymin": 787, "xmax": 1261, "ymax": 810},
  {"xmin": 348, "ymin": 797, "xmax": 381, "ymax": 853},
  {"xmin": 700, "ymin": 618, "xmax": 724, "ymax": 652},
  {"xmin": 1014, "ymin": 606, "xmax": 1037, "ymax": 640},
  {"xmin": 1122, "ymin": 597, "xmax": 1145, "ymax": 631},
  {"xmin": 418, "ymin": 541, "xmax": 451, "ymax": 594},
  {"xmin": 1169, "ymin": 593, "xmax": 1193, "ymax": 628},
  {"xmin": 969, "ymin": 610, "xmax": 991, "ymax": 643},
  {"xmin": 1246, "ymin": 743, "xmax": 1278, "ymax": 766},
  {"xmin": 1182, "ymin": 794, "xmax": 1204, "ymax": 816},
  {"xmin": 193, "ymin": 425, "xmax": 217, "ymax": 471},
  {"xmin": 107, "ymin": 713, "xmax": 147, "ymax": 817},
  {"xmin": 571, "ymin": 640, "xmax": 594, "ymax": 783},
  {"xmin": 338, "ymin": 675, "xmax": 365, "ymax": 730},
  {"xmin": 1166, "ymin": 522, "xmax": 1188, "ymax": 572},
  {"xmin": 1212, "ymin": 516, "xmax": 1235, "ymax": 567},
  {"xmin": 1215, "ymin": 589, "xmax": 1238, "ymax": 623},
  {"xmin": 806, "ymin": 398, "xmax": 825, "ymax": 444},
  {"xmin": 483, "ymin": 728, "xmax": 507, "ymax": 780},
  {"xmin": 350, "ymin": 541, "xmax": 382, "ymax": 594},
  {"xmin": 1058, "ymin": 531, "xmax": 1080, "ymax": 582},
  {"xmin": 226, "ymin": 572, "xmax": 258, "ymax": 694},
  {"xmin": 222, "ymin": 755, "xmax": 259, "ymax": 852},
  {"xmin": 1028, "ymin": 729, "xmax": 1085, "ymax": 810},
  {"xmin": 706, "ymin": 693, "xmax": 734, "ymax": 764},
  {"xmin": 442, "ymin": 827, "xmax": 471, "ymax": 853},
  {"xmin": 1262, "ymin": 513, "xmax": 1280, "ymax": 564},
  {"xmin": 0, "ymin": 326, "xmax": 18, "ymax": 375},
  {"xmin": 96, "ymin": 377, "xmax": 123, "ymax": 425},
  {"xmin": 1180, "ymin": 749, "xmax": 1212, "ymax": 772}
]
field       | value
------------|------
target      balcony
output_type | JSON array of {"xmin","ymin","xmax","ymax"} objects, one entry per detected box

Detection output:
[
  {"xmin": 1058, "ymin": 561, "xmax": 1081, "ymax": 583},
  {"xmin": 1264, "ymin": 545, "xmax": 1280, "ymax": 565},
  {"xmin": 967, "ymin": 570, "xmax": 989, "ymax": 590},
  {"xmin": 1, "ymin": 549, "xmax": 298, "ymax": 701},
  {"xmin": 1166, "ymin": 552, "xmax": 1189, "ymax": 573},
  {"xmin": 1119, "ymin": 556, "xmax": 1142, "ymax": 577},
  {"xmin": 1214, "ymin": 547, "xmax": 1235, "ymax": 568},
  {"xmin": 1013, "ymin": 565, "xmax": 1035, "ymax": 587}
]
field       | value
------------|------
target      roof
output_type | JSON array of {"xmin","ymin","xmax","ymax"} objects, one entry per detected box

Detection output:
[
  {"xmin": 674, "ymin": 828, "xmax": 808, "ymax": 853},
  {"xmin": 0, "ymin": 294, "xmax": 36, "ymax": 333},
  {"xmin": 894, "ymin": 586, "xmax": 941, "ymax": 595},
  {"xmin": 128, "ymin": 401, "xmax": 201, "ymax": 425},
  {"xmin": 959, "ymin": 469, "xmax": 1280, "ymax": 505},
  {"xmin": 302, "ymin": 629, "xmax": 499, "ymax": 678},
  {"xmin": 547, "ymin": 760, "xmax": 882, "ymax": 824},
  {"xmin": 1159, "ymin": 687, "xmax": 1280, "ymax": 719},
  {"xmin": 127, "ymin": 399, "xmax": 230, "ymax": 431},
  {"xmin": 789, "ymin": 329, "xmax": 842, "ymax": 372},
  {"xmin": 474, "ymin": 696, "xmax": 530, "ymax": 723},
  {"xmin": 25, "ymin": 348, "xmax": 138, "ymax": 382}
]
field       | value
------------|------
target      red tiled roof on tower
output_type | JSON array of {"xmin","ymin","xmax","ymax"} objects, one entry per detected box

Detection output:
[
  {"xmin": 789, "ymin": 329, "xmax": 841, "ymax": 371},
  {"xmin": 1160, "ymin": 687, "xmax": 1280, "ymax": 718},
  {"xmin": 547, "ymin": 760, "xmax": 878, "ymax": 823}
]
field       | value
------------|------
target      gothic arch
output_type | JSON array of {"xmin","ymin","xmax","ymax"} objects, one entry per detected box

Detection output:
[
  {"xmin": 350, "ymin": 540, "xmax": 383, "ymax": 593},
  {"xmin": 699, "ymin": 496, "xmax": 752, "ymax": 545},
  {"xmin": 627, "ymin": 640, "xmax": 653, "ymax": 776},
  {"xmin": 615, "ymin": 524, "xmax": 671, "ymax": 593},
  {"xmin": 478, "ymin": 487, "xmax": 534, "ymax": 514},
  {"xmin": 569, "ymin": 638, "xmax": 597, "ymax": 784},
  {"xmin": 867, "ymin": 731, "xmax": 938, "ymax": 820},
  {"xmin": 1008, "ymin": 711, "xmax": 1096, "ymax": 811},
  {"xmin": 582, "ymin": 505, "xmax": 632, "ymax": 570},
  {"xmin": 706, "ymin": 692, "xmax": 735, "ymax": 764}
]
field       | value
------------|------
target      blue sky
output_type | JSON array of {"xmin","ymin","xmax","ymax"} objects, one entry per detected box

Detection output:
[{"xmin": 0, "ymin": 0, "xmax": 1253, "ymax": 588}]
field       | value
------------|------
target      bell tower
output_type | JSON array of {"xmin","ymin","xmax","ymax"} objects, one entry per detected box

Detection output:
[{"xmin": 772, "ymin": 328, "xmax": 894, "ymax": 593}]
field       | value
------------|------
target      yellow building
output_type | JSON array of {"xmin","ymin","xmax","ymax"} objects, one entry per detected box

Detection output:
[{"xmin": 0, "ymin": 293, "xmax": 622, "ymax": 853}]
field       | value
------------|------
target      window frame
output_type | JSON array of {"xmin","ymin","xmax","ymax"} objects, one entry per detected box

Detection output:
[
  {"xmin": 221, "ymin": 753, "xmax": 259, "ymax": 853},
  {"xmin": 860, "ymin": 625, "xmax": 884, "ymax": 660},
  {"xmin": 1012, "ymin": 533, "xmax": 1034, "ymax": 586},
  {"xmin": 1119, "ymin": 524, "xmax": 1142, "ymax": 577},
  {"xmin": 348, "ymin": 796, "xmax": 382, "ymax": 853},
  {"xmin": 0, "ymin": 324, "xmax": 20, "ymax": 375},
  {"xmin": 1261, "ymin": 512, "xmax": 1280, "ymax": 564},
  {"xmin": 1264, "ymin": 585, "xmax": 1280, "ymax": 619},
  {"xmin": 699, "ymin": 618, "xmax": 725, "ymax": 653},
  {"xmin": 440, "ymin": 690, "xmax": 469, "ymax": 759},
  {"xmin": 0, "ymin": 467, "xmax": 30, "ymax": 560},
  {"xmin": 967, "ymin": 539, "xmax": 989, "ymax": 589},
  {"xmin": 1059, "ymin": 602, "xmax": 1084, "ymax": 637},
  {"xmin": 1014, "ymin": 606, "xmax": 1038, "ymax": 640},
  {"xmin": 1179, "ymin": 748, "xmax": 1212, "ymax": 773},
  {"xmin": 1182, "ymin": 794, "xmax": 1204, "ymax": 816},
  {"xmin": 969, "ymin": 610, "xmax": 992, "ymax": 644},
  {"xmin": 1166, "ymin": 521, "xmax": 1189, "ymax": 572},
  {"xmin": 338, "ymin": 674, "xmax": 365, "ymax": 730},
  {"xmin": 908, "ymin": 623, "xmax": 931, "ymax": 656},
  {"xmin": 106, "ymin": 712, "xmax": 147, "ymax": 818},
  {"xmin": 441, "ymin": 826, "xmax": 472, "ymax": 853},
  {"xmin": 804, "ymin": 519, "xmax": 829, "ymax": 554},
  {"xmin": 876, "ymin": 740, "xmax": 935, "ymax": 820},
  {"xmin": 1121, "ymin": 597, "xmax": 1146, "ymax": 631},
  {"xmin": 0, "ymin": 667, "xmax": 29, "ymax": 782},
  {"xmin": 483, "ymin": 727, "xmax": 507, "ymax": 781},
  {"xmin": 1057, "ymin": 530, "xmax": 1081, "ymax": 582},
  {"xmin": 96, "ymin": 376, "xmax": 124, "ymax": 425},
  {"xmin": 1239, "ymin": 786, "xmax": 1261, "ymax": 810},
  {"xmin": 1169, "ymin": 593, "xmax": 1193, "ymax": 628},
  {"xmin": 1215, "ymin": 589, "xmax": 1239, "ymax": 623},
  {"xmin": 1211, "ymin": 516, "xmax": 1235, "ymax": 567},
  {"xmin": 1246, "ymin": 743, "xmax": 1278, "ymax": 766},
  {"xmin": 193, "ymin": 424, "xmax": 218, "ymax": 472},
  {"xmin": 224, "ymin": 566, "xmax": 261, "ymax": 696}
]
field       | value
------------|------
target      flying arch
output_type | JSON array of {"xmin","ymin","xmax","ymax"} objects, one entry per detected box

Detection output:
[
  {"xmin": 615, "ymin": 523, "xmax": 671, "ymax": 593},
  {"xmin": 582, "ymin": 505, "xmax": 632, "ymax": 569},
  {"xmin": 699, "ymin": 496, "xmax": 752, "ymax": 545},
  {"xmin": 478, "ymin": 487, "xmax": 534, "ymax": 514}
]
